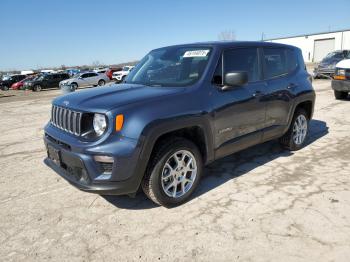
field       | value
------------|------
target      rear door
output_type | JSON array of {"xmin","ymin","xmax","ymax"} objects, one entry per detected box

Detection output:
[
  {"xmin": 45, "ymin": 75, "xmax": 55, "ymax": 88},
  {"xmin": 52, "ymin": 74, "xmax": 61, "ymax": 88},
  {"xmin": 212, "ymin": 47, "xmax": 267, "ymax": 158},
  {"xmin": 261, "ymin": 47, "xmax": 298, "ymax": 140}
]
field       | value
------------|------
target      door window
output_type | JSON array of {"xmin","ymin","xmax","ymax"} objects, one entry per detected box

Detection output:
[
  {"xmin": 224, "ymin": 48, "xmax": 260, "ymax": 82},
  {"xmin": 263, "ymin": 48, "xmax": 288, "ymax": 79}
]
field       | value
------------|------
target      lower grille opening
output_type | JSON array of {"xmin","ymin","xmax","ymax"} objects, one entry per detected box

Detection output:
[
  {"xmin": 98, "ymin": 162, "xmax": 113, "ymax": 174},
  {"xmin": 45, "ymin": 133, "xmax": 71, "ymax": 150}
]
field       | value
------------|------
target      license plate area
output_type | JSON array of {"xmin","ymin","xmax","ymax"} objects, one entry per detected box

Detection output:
[{"xmin": 47, "ymin": 144, "xmax": 61, "ymax": 166}]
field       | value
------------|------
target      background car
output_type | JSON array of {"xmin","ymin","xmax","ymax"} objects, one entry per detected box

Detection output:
[
  {"xmin": 59, "ymin": 72, "xmax": 110, "ymax": 90},
  {"xmin": 25, "ymin": 73, "xmax": 70, "ymax": 91},
  {"xmin": 0, "ymin": 74, "xmax": 27, "ymax": 90},
  {"xmin": 332, "ymin": 59, "xmax": 350, "ymax": 99},
  {"xmin": 314, "ymin": 50, "xmax": 350, "ymax": 78},
  {"xmin": 112, "ymin": 66, "xmax": 134, "ymax": 82},
  {"xmin": 11, "ymin": 75, "xmax": 36, "ymax": 90}
]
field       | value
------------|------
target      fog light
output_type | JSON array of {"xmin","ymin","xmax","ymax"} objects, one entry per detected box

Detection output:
[{"xmin": 93, "ymin": 155, "xmax": 114, "ymax": 163}]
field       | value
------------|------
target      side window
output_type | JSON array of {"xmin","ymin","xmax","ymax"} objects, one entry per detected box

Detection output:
[
  {"xmin": 286, "ymin": 49, "xmax": 298, "ymax": 73},
  {"xmin": 91, "ymin": 73, "xmax": 98, "ymax": 77},
  {"xmin": 223, "ymin": 48, "xmax": 260, "ymax": 82},
  {"xmin": 81, "ymin": 73, "xmax": 88, "ymax": 78},
  {"xmin": 263, "ymin": 48, "xmax": 288, "ymax": 79}
]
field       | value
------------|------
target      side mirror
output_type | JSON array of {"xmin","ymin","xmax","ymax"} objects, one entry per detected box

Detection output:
[{"xmin": 222, "ymin": 71, "xmax": 248, "ymax": 91}]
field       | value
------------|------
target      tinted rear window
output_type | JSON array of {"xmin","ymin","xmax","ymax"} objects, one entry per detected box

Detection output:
[{"xmin": 263, "ymin": 48, "xmax": 298, "ymax": 79}]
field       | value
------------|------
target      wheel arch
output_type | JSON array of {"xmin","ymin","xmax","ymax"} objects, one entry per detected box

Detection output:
[{"xmin": 139, "ymin": 116, "xmax": 215, "ymax": 167}]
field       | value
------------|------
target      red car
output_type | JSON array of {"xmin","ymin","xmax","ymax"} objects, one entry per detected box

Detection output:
[
  {"xmin": 106, "ymin": 67, "xmax": 122, "ymax": 80},
  {"xmin": 11, "ymin": 76, "xmax": 34, "ymax": 90}
]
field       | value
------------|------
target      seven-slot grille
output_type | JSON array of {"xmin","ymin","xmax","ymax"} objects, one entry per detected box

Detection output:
[{"xmin": 51, "ymin": 105, "xmax": 82, "ymax": 135}]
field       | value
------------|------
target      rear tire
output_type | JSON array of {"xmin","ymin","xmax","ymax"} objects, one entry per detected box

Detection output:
[
  {"xmin": 279, "ymin": 108, "xmax": 309, "ymax": 151},
  {"xmin": 142, "ymin": 137, "xmax": 203, "ymax": 207},
  {"xmin": 334, "ymin": 90, "xmax": 348, "ymax": 100},
  {"xmin": 33, "ymin": 85, "xmax": 42, "ymax": 92},
  {"xmin": 2, "ymin": 85, "xmax": 9, "ymax": 91},
  {"xmin": 98, "ymin": 80, "xmax": 105, "ymax": 86}
]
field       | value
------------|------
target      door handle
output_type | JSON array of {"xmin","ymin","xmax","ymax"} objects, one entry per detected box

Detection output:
[
  {"xmin": 252, "ymin": 90, "xmax": 263, "ymax": 97},
  {"xmin": 287, "ymin": 83, "xmax": 298, "ymax": 89}
]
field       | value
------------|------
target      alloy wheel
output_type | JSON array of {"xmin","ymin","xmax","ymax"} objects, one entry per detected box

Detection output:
[
  {"xmin": 292, "ymin": 115, "xmax": 308, "ymax": 145},
  {"xmin": 161, "ymin": 150, "xmax": 197, "ymax": 198}
]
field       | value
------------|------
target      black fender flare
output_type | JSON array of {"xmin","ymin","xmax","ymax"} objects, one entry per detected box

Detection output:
[{"xmin": 138, "ymin": 114, "xmax": 215, "ymax": 166}]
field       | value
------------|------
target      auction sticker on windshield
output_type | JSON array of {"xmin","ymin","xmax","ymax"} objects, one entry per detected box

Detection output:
[{"xmin": 183, "ymin": 50, "xmax": 210, "ymax": 58}]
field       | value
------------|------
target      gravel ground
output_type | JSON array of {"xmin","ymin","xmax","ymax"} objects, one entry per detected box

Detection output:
[{"xmin": 0, "ymin": 80, "xmax": 349, "ymax": 262}]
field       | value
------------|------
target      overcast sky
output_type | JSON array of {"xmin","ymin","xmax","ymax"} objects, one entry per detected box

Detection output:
[{"xmin": 0, "ymin": 0, "xmax": 349, "ymax": 71}]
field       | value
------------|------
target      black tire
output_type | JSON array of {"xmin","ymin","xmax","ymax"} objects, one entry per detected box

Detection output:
[
  {"xmin": 334, "ymin": 90, "xmax": 348, "ymax": 100},
  {"xmin": 279, "ymin": 108, "xmax": 309, "ymax": 151},
  {"xmin": 2, "ymin": 85, "xmax": 9, "ymax": 91},
  {"xmin": 98, "ymin": 79, "xmax": 105, "ymax": 86},
  {"xmin": 33, "ymin": 84, "xmax": 42, "ymax": 92},
  {"xmin": 142, "ymin": 137, "xmax": 203, "ymax": 207},
  {"xmin": 70, "ymin": 82, "xmax": 78, "ymax": 91}
]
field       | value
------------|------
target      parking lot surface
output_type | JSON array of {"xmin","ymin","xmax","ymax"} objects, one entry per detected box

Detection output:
[{"xmin": 0, "ymin": 80, "xmax": 349, "ymax": 262}]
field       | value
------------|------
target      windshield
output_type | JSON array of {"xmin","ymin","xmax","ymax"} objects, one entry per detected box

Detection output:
[
  {"xmin": 125, "ymin": 46, "xmax": 212, "ymax": 87},
  {"xmin": 72, "ymin": 73, "xmax": 81, "ymax": 79},
  {"xmin": 37, "ymin": 75, "xmax": 47, "ymax": 81},
  {"xmin": 122, "ymin": 66, "xmax": 130, "ymax": 71},
  {"xmin": 324, "ymin": 51, "xmax": 343, "ymax": 60},
  {"xmin": 2, "ymin": 75, "xmax": 11, "ymax": 81}
]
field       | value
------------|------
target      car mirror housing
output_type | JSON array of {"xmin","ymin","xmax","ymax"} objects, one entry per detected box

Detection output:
[{"xmin": 222, "ymin": 71, "xmax": 248, "ymax": 91}]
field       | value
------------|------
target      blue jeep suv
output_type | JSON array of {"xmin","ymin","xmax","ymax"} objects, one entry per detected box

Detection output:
[{"xmin": 44, "ymin": 41, "xmax": 315, "ymax": 206}]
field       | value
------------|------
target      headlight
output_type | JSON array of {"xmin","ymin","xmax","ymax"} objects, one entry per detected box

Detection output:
[{"xmin": 93, "ymin": 113, "xmax": 107, "ymax": 136}]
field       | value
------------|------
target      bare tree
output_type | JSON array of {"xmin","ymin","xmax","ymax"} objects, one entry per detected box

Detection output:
[
  {"xmin": 218, "ymin": 30, "xmax": 236, "ymax": 41},
  {"xmin": 92, "ymin": 60, "xmax": 101, "ymax": 67}
]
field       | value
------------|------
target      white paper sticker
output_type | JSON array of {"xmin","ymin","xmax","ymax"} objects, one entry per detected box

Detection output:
[{"xmin": 183, "ymin": 50, "xmax": 210, "ymax": 58}]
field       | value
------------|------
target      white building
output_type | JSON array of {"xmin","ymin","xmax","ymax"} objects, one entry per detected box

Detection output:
[{"xmin": 265, "ymin": 29, "xmax": 350, "ymax": 63}]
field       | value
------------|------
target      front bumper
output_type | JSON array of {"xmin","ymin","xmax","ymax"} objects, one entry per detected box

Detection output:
[
  {"xmin": 332, "ymin": 80, "xmax": 350, "ymax": 92},
  {"xmin": 43, "ymin": 125, "xmax": 144, "ymax": 195},
  {"xmin": 314, "ymin": 67, "xmax": 336, "ymax": 77}
]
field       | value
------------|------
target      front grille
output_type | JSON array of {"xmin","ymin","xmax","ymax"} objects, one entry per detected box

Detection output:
[{"xmin": 51, "ymin": 105, "xmax": 82, "ymax": 135}]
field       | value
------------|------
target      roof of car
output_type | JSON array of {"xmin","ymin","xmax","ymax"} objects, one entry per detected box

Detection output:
[{"xmin": 156, "ymin": 41, "xmax": 298, "ymax": 50}]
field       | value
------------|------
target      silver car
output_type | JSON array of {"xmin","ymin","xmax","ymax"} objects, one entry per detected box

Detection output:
[{"xmin": 59, "ymin": 72, "xmax": 110, "ymax": 90}]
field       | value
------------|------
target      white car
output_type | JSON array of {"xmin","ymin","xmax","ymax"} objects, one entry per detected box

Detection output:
[
  {"xmin": 112, "ymin": 66, "xmax": 134, "ymax": 82},
  {"xmin": 59, "ymin": 72, "xmax": 110, "ymax": 90}
]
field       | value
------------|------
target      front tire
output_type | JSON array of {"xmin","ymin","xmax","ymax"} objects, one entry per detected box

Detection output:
[
  {"xmin": 33, "ymin": 84, "xmax": 42, "ymax": 92},
  {"xmin": 280, "ymin": 109, "xmax": 309, "ymax": 151},
  {"xmin": 2, "ymin": 85, "xmax": 9, "ymax": 91},
  {"xmin": 142, "ymin": 138, "xmax": 203, "ymax": 207},
  {"xmin": 70, "ymin": 82, "xmax": 78, "ymax": 91},
  {"xmin": 334, "ymin": 90, "xmax": 348, "ymax": 100},
  {"xmin": 98, "ymin": 79, "xmax": 105, "ymax": 86}
]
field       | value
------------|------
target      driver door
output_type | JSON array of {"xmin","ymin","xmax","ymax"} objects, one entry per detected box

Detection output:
[{"xmin": 211, "ymin": 47, "xmax": 267, "ymax": 159}]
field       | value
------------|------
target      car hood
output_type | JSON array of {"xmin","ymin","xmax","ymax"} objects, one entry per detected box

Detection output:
[
  {"xmin": 336, "ymin": 59, "xmax": 350, "ymax": 69},
  {"xmin": 53, "ymin": 83, "xmax": 186, "ymax": 112},
  {"xmin": 61, "ymin": 79, "xmax": 75, "ymax": 84}
]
